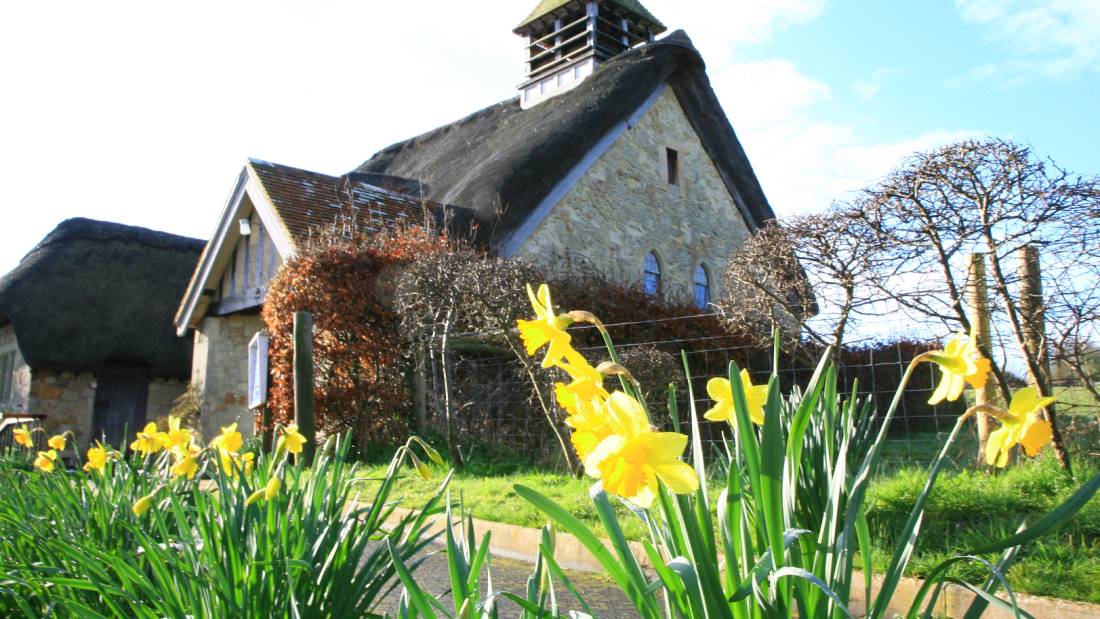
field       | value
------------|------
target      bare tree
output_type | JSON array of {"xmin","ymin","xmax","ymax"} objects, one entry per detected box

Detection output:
[
  {"xmin": 852, "ymin": 138, "xmax": 1100, "ymax": 473},
  {"xmin": 394, "ymin": 243, "xmax": 582, "ymax": 473},
  {"xmin": 718, "ymin": 209, "xmax": 877, "ymax": 361}
]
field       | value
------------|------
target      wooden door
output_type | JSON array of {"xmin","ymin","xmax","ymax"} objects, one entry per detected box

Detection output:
[{"xmin": 92, "ymin": 367, "xmax": 149, "ymax": 448}]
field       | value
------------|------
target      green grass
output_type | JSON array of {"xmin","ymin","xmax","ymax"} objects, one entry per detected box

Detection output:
[
  {"xmin": 361, "ymin": 448, "xmax": 1100, "ymax": 605},
  {"xmin": 866, "ymin": 454, "xmax": 1100, "ymax": 604},
  {"xmin": 356, "ymin": 455, "xmax": 657, "ymax": 542}
]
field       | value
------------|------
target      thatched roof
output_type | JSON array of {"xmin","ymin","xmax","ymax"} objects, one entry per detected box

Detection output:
[
  {"xmin": 355, "ymin": 30, "xmax": 775, "ymax": 250},
  {"xmin": 0, "ymin": 218, "xmax": 204, "ymax": 378}
]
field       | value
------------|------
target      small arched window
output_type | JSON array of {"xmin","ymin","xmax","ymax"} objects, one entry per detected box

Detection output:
[
  {"xmin": 694, "ymin": 264, "xmax": 711, "ymax": 309},
  {"xmin": 643, "ymin": 252, "xmax": 661, "ymax": 297}
]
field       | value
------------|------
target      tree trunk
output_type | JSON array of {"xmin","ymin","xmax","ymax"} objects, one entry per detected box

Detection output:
[
  {"xmin": 966, "ymin": 253, "xmax": 997, "ymax": 467},
  {"xmin": 412, "ymin": 346, "xmax": 428, "ymax": 433},
  {"xmin": 1017, "ymin": 246, "xmax": 1072, "ymax": 474},
  {"xmin": 439, "ymin": 307, "xmax": 464, "ymax": 469}
]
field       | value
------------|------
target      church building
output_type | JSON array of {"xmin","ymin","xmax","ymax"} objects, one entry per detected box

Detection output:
[{"xmin": 174, "ymin": 0, "xmax": 776, "ymax": 438}]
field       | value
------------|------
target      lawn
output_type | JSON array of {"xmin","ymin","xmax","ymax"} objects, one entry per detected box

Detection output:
[{"xmin": 359, "ymin": 449, "xmax": 1100, "ymax": 605}]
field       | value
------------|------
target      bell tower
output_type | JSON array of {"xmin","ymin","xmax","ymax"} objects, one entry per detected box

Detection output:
[{"xmin": 515, "ymin": 0, "xmax": 666, "ymax": 109}]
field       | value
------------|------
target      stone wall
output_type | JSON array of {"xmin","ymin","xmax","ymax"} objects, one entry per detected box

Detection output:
[
  {"xmin": 515, "ymin": 87, "xmax": 750, "ymax": 304},
  {"xmin": 147, "ymin": 378, "xmax": 188, "ymax": 421},
  {"xmin": 28, "ymin": 369, "xmax": 96, "ymax": 448},
  {"xmin": 0, "ymin": 325, "xmax": 31, "ymax": 412},
  {"xmin": 191, "ymin": 314, "xmax": 264, "ymax": 439}
]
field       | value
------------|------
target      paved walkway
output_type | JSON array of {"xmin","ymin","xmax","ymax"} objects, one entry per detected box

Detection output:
[{"xmin": 376, "ymin": 547, "xmax": 639, "ymax": 618}]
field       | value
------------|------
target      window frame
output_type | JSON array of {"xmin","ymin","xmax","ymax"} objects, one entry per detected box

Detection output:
[
  {"xmin": 694, "ymin": 263, "xmax": 711, "ymax": 310},
  {"xmin": 643, "ymin": 252, "xmax": 662, "ymax": 298}
]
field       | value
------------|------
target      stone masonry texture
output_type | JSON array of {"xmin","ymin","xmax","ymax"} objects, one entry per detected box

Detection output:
[
  {"xmin": 192, "ymin": 314, "xmax": 263, "ymax": 439},
  {"xmin": 514, "ymin": 87, "xmax": 751, "ymax": 303}
]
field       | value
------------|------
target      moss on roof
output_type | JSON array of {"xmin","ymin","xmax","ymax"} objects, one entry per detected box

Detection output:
[
  {"xmin": 356, "ymin": 31, "xmax": 775, "ymax": 249},
  {"xmin": 515, "ymin": 0, "xmax": 666, "ymax": 32},
  {"xmin": 0, "ymin": 218, "xmax": 204, "ymax": 377}
]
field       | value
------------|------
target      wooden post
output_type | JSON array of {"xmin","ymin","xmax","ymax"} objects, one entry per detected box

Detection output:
[
  {"xmin": 1017, "ymin": 245, "xmax": 1071, "ymax": 472},
  {"xmin": 293, "ymin": 311, "xmax": 316, "ymax": 463},
  {"xmin": 967, "ymin": 253, "xmax": 996, "ymax": 466},
  {"xmin": 260, "ymin": 405, "xmax": 273, "ymax": 453}
]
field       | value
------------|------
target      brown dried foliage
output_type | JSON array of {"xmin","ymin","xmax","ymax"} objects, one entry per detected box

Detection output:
[{"xmin": 262, "ymin": 227, "xmax": 450, "ymax": 445}]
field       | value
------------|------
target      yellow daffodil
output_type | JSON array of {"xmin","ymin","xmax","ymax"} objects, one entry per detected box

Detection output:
[
  {"xmin": 34, "ymin": 450, "xmax": 59, "ymax": 472},
  {"xmin": 241, "ymin": 452, "xmax": 255, "ymax": 476},
  {"xmin": 246, "ymin": 477, "xmax": 281, "ymax": 506},
  {"xmin": 84, "ymin": 443, "xmax": 108, "ymax": 473},
  {"xmin": 130, "ymin": 422, "xmax": 163, "ymax": 455},
  {"xmin": 516, "ymin": 284, "xmax": 574, "ymax": 368},
  {"xmin": 927, "ymin": 330, "xmax": 990, "ymax": 405},
  {"xmin": 210, "ymin": 423, "xmax": 243, "ymax": 454},
  {"xmin": 986, "ymin": 387, "xmax": 1056, "ymax": 468},
  {"xmin": 171, "ymin": 454, "xmax": 200, "ymax": 480},
  {"xmin": 555, "ymin": 378, "xmax": 609, "ymax": 420},
  {"xmin": 159, "ymin": 416, "xmax": 192, "ymax": 453},
  {"xmin": 47, "ymin": 434, "xmax": 66, "ymax": 451},
  {"xmin": 277, "ymin": 424, "xmax": 306, "ymax": 455},
  {"xmin": 132, "ymin": 492, "xmax": 156, "ymax": 516},
  {"xmin": 564, "ymin": 395, "xmax": 613, "ymax": 461},
  {"xmin": 704, "ymin": 370, "xmax": 769, "ymax": 426},
  {"xmin": 583, "ymin": 391, "xmax": 698, "ymax": 508},
  {"xmin": 13, "ymin": 425, "xmax": 32, "ymax": 448}
]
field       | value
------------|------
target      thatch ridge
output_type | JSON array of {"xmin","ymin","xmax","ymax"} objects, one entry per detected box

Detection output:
[
  {"xmin": 0, "ymin": 218, "xmax": 205, "ymax": 377},
  {"xmin": 355, "ymin": 30, "xmax": 775, "ymax": 251}
]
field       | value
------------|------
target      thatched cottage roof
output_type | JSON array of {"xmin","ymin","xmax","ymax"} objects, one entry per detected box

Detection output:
[
  {"xmin": 355, "ymin": 30, "xmax": 776, "ymax": 250},
  {"xmin": 0, "ymin": 218, "xmax": 204, "ymax": 378}
]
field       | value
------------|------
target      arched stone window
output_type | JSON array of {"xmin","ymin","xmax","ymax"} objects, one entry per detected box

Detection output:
[
  {"xmin": 694, "ymin": 264, "xmax": 711, "ymax": 309},
  {"xmin": 643, "ymin": 252, "xmax": 661, "ymax": 297}
]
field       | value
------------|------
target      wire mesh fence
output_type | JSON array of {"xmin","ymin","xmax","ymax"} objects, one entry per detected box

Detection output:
[{"xmin": 421, "ymin": 314, "xmax": 1100, "ymax": 470}]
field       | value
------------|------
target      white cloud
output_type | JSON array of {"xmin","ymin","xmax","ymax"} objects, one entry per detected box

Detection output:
[
  {"xmin": 708, "ymin": 60, "xmax": 977, "ymax": 215},
  {"xmin": 955, "ymin": 0, "xmax": 1100, "ymax": 81},
  {"xmin": 851, "ymin": 67, "xmax": 902, "ymax": 102},
  {"xmin": 714, "ymin": 60, "xmax": 832, "ymax": 126}
]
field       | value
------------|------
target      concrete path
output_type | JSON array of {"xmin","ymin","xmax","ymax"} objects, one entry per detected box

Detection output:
[{"xmin": 375, "ymin": 548, "xmax": 639, "ymax": 618}]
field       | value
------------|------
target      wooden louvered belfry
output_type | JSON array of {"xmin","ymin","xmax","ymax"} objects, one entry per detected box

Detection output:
[{"xmin": 513, "ymin": 0, "xmax": 667, "ymax": 108}]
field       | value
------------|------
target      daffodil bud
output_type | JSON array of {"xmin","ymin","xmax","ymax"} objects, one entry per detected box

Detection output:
[
  {"xmin": 566, "ymin": 310, "xmax": 602, "ymax": 328},
  {"xmin": 596, "ymin": 362, "xmax": 635, "ymax": 382},
  {"xmin": 133, "ymin": 493, "xmax": 156, "ymax": 516},
  {"xmin": 264, "ymin": 477, "xmax": 281, "ymax": 500},
  {"xmin": 410, "ymin": 453, "xmax": 431, "ymax": 481}
]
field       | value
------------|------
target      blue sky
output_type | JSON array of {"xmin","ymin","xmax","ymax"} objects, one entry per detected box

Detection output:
[
  {"xmin": 743, "ymin": 0, "xmax": 1099, "ymax": 176},
  {"xmin": 1, "ymin": 0, "xmax": 1097, "ymax": 275}
]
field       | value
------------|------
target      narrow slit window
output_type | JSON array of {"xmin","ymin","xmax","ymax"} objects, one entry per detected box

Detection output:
[
  {"xmin": 666, "ymin": 148, "xmax": 680, "ymax": 186},
  {"xmin": 643, "ymin": 252, "xmax": 661, "ymax": 297}
]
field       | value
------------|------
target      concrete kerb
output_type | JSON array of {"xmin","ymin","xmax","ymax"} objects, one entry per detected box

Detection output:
[{"xmin": 384, "ymin": 507, "xmax": 1100, "ymax": 619}]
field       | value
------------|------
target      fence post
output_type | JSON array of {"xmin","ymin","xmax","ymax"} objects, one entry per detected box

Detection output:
[
  {"xmin": 293, "ymin": 311, "xmax": 316, "ymax": 464},
  {"xmin": 967, "ymin": 253, "xmax": 996, "ymax": 467},
  {"xmin": 1017, "ymin": 245, "xmax": 1070, "ymax": 472}
]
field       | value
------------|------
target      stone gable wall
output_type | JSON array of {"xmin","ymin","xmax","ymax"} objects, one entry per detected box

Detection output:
[
  {"xmin": 515, "ymin": 87, "xmax": 749, "ymax": 304},
  {"xmin": 191, "ymin": 314, "xmax": 263, "ymax": 439},
  {"xmin": 0, "ymin": 325, "xmax": 31, "ymax": 412}
]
